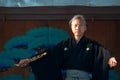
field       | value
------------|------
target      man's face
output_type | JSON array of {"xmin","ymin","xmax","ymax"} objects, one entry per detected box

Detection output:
[{"xmin": 71, "ymin": 19, "xmax": 86, "ymax": 37}]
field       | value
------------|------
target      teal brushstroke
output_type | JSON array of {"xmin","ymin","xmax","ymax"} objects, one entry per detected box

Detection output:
[{"xmin": 4, "ymin": 36, "xmax": 35, "ymax": 50}]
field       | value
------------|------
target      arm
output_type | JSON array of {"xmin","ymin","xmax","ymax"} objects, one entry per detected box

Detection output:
[{"xmin": 92, "ymin": 43, "xmax": 117, "ymax": 80}]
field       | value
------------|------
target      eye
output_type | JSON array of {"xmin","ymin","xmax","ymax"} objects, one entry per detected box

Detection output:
[{"xmin": 75, "ymin": 24, "xmax": 78, "ymax": 27}]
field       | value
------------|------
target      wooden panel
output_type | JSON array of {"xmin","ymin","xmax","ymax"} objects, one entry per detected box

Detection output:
[{"xmin": 0, "ymin": 21, "xmax": 4, "ymax": 50}]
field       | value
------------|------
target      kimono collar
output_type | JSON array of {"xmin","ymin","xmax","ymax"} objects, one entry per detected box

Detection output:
[{"xmin": 71, "ymin": 36, "xmax": 86, "ymax": 47}]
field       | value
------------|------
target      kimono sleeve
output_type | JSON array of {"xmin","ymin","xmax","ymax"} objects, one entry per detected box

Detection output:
[{"xmin": 92, "ymin": 44, "xmax": 114, "ymax": 80}]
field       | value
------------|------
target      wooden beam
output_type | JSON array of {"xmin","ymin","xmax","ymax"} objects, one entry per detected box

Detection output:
[{"xmin": 0, "ymin": 6, "xmax": 120, "ymax": 20}]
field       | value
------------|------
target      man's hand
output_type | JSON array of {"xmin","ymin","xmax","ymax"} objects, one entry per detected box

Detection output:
[
  {"xmin": 108, "ymin": 57, "xmax": 117, "ymax": 68},
  {"xmin": 15, "ymin": 59, "xmax": 30, "ymax": 67}
]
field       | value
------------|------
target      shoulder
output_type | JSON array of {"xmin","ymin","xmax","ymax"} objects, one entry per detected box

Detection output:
[
  {"xmin": 54, "ymin": 38, "xmax": 70, "ymax": 48},
  {"xmin": 59, "ymin": 38, "xmax": 70, "ymax": 46},
  {"xmin": 83, "ymin": 36, "xmax": 109, "ymax": 51},
  {"xmin": 85, "ymin": 37, "xmax": 112, "ymax": 53},
  {"xmin": 84, "ymin": 36, "xmax": 102, "ymax": 46}
]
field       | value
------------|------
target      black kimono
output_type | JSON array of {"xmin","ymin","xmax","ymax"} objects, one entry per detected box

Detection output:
[{"xmin": 30, "ymin": 36, "xmax": 113, "ymax": 80}]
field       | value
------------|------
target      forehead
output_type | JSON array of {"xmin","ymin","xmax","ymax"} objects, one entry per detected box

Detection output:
[{"xmin": 71, "ymin": 19, "xmax": 82, "ymax": 24}]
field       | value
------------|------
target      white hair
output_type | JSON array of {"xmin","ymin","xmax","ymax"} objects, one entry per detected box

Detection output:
[{"xmin": 69, "ymin": 15, "xmax": 87, "ymax": 27}]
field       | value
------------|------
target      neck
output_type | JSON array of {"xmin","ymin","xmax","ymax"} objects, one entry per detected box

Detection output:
[{"xmin": 74, "ymin": 35, "xmax": 83, "ymax": 43}]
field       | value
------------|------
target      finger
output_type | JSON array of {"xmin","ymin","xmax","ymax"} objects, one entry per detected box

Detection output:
[{"xmin": 110, "ymin": 62, "xmax": 117, "ymax": 68}]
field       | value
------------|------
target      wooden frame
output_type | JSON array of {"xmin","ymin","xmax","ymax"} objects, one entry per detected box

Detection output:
[{"xmin": 0, "ymin": 6, "xmax": 120, "ymax": 20}]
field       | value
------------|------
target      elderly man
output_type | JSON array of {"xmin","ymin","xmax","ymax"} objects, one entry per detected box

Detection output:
[{"xmin": 18, "ymin": 15, "xmax": 117, "ymax": 80}]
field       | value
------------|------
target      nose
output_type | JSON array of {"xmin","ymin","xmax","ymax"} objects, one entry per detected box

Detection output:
[{"xmin": 75, "ymin": 25, "xmax": 79, "ymax": 29}]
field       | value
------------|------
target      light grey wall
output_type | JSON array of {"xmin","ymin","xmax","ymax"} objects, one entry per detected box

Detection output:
[{"xmin": 0, "ymin": 0, "xmax": 120, "ymax": 7}]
